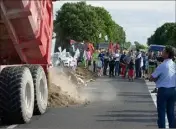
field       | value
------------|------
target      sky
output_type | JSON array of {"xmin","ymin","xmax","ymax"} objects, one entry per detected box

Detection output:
[{"xmin": 52, "ymin": 1, "xmax": 175, "ymax": 45}]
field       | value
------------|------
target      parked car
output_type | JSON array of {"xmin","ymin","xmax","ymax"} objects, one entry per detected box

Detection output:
[{"xmin": 148, "ymin": 45, "xmax": 165, "ymax": 52}]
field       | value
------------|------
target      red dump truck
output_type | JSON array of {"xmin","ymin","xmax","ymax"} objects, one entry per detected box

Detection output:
[{"xmin": 0, "ymin": 0, "xmax": 57, "ymax": 124}]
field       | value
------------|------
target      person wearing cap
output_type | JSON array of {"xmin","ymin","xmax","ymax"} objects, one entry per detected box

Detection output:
[{"xmin": 149, "ymin": 46, "xmax": 176, "ymax": 128}]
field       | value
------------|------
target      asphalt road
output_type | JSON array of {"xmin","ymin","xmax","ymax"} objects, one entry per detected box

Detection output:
[{"xmin": 1, "ymin": 77, "xmax": 158, "ymax": 129}]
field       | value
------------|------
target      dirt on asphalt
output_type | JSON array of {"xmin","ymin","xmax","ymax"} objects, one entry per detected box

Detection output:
[{"xmin": 48, "ymin": 67, "xmax": 94, "ymax": 108}]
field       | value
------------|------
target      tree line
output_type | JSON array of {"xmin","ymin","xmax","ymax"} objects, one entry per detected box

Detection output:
[
  {"xmin": 54, "ymin": 2, "xmax": 128, "ymax": 51},
  {"xmin": 54, "ymin": 2, "xmax": 175, "ymax": 52},
  {"xmin": 147, "ymin": 22, "xmax": 176, "ymax": 47},
  {"xmin": 134, "ymin": 22, "xmax": 176, "ymax": 50}
]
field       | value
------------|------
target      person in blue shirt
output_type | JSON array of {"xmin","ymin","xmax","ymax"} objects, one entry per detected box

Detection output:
[
  {"xmin": 149, "ymin": 46, "xmax": 176, "ymax": 128},
  {"xmin": 98, "ymin": 50, "xmax": 105, "ymax": 64}
]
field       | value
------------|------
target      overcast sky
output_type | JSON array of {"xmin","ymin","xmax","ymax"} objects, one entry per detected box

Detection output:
[{"xmin": 53, "ymin": 1, "xmax": 175, "ymax": 44}]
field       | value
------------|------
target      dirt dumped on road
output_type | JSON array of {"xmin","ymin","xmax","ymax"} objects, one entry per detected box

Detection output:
[
  {"xmin": 48, "ymin": 83, "xmax": 81, "ymax": 107},
  {"xmin": 48, "ymin": 67, "xmax": 92, "ymax": 108},
  {"xmin": 75, "ymin": 67, "xmax": 96, "ymax": 83}
]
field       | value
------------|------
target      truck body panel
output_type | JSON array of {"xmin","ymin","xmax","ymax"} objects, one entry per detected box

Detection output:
[{"xmin": 0, "ymin": 0, "xmax": 53, "ymax": 70}]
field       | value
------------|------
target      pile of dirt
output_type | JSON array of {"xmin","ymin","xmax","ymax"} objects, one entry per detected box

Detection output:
[
  {"xmin": 75, "ymin": 67, "xmax": 96, "ymax": 82},
  {"xmin": 48, "ymin": 67, "xmax": 90, "ymax": 108},
  {"xmin": 48, "ymin": 83, "xmax": 81, "ymax": 107}
]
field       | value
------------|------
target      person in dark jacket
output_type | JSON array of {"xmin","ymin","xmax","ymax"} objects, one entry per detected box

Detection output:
[
  {"xmin": 135, "ymin": 49, "xmax": 142, "ymax": 78},
  {"xmin": 119, "ymin": 52, "xmax": 126, "ymax": 76},
  {"xmin": 109, "ymin": 55, "xmax": 115, "ymax": 77}
]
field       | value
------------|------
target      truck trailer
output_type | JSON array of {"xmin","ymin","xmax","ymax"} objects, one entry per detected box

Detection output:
[{"xmin": 0, "ymin": 0, "xmax": 56, "ymax": 124}]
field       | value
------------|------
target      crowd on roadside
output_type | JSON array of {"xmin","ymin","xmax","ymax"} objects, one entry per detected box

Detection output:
[{"xmin": 83, "ymin": 47, "xmax": 176, "ymax": 82}]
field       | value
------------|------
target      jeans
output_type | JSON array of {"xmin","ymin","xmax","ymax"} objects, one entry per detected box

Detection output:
[
  {"xmin": 115, "ymin": 61, "xmax": 120, "ymax": 76},
  {"xmin": 103, "ymin": 60, "xmax": 109, "ymax": 75},
  {"xmin": 109, "ymin": 65, "xmax": 114, "ymax": 77},
  {"xmin": 135, "ymin": 64, "xmax": 140, "ymax": 78},
  {"xmin": 135, "ymin": 59, "xmax": 141, "ymax": 78},
  {"xmin": 157, "ymin": 87, "xmax": 176, "ymax": 128}
]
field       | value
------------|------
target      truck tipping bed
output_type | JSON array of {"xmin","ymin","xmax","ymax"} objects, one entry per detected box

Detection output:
[{"xmin": 0, "ymin": 0, "xmax": 53, "ymax": 66}]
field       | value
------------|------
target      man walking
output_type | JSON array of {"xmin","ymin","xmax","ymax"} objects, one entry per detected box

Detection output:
[{"xmin": 149, "ymin": 46, "xmax": 176, "ymax": 128}]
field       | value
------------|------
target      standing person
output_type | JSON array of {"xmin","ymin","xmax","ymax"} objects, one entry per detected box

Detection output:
[
  {"xmin": 123, "ymin": 51, "xmax": 132, "ymax": 78},
  {"xmin": 92, "ymin": 50, "xmax": 99, "ymax": 72},
  {"xmin": 109, "ymin": 55, "xmax": 115, "ymax": 77},
  {"xmin": 148, "ymin": 51, "xmax": 159, "ymax": 93},
  {"xmin": 120, "ymin": 52, "xmax": 126, "ymax": 76},
  {"xmin": 84, "ymin": 48, "xmax": 92, "ymax": 68},
  {"xmin": 142, "ymin": 52, "xmax": 147, "ymax": 78},
  {"xmin": 135, "ymin": 49, "xmax": 142, "ymax": 78},
  {"xmin": 103, "ymin": 51, "xmax": 109, "ymax": 76},
  {"xmin": 114, "ymin": 50, "xmax": 120, "ymax": 76},
  {"xmin": 140, "ymin": 52, "xmax": 144, "ymax": 78},
  {"xmin": 96, "ymin": 57, "xmax": 103, "ymax": 77},
  {"xmin": 145, "ymin": 53, "xmax": 149, "ymax": 79},
  {"xmin": 148, "ymin": 51, "xmax": 156, "ymax": 79},
  {"xmin": 128, "ymin": 58, "xmax": 135, "ymax": 81},
  {"xmin": 156, "ymin": 51, "xmax": 164, "ymax": 65},
  {"xmin": 85, "ymin": 48, "xmax": 92, "ymax": 69},
  {"xmin": 118, "ymin": 50, "xmax": 123, "ymax": 75},
  {"xmin": 149, "ymin": 46, "xmax": 176, "ymax": 128},
  {"xmin": 98, "ymin": 50, "xmax": 105, "ymax": 64}
]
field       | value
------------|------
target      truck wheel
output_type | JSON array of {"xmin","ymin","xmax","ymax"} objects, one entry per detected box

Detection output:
[
  {"xmin": 0, "ymin": 66, "xmax": 34, "ymax": 124},
  {"xmin": 26, "ymin": 65, "xmax": 48, "ymax": 115}
]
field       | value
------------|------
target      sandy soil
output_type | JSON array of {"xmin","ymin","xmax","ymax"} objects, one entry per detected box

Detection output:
[{"xmin": 48, "ymin": 67, "xmax": 94, "ymax": 108}]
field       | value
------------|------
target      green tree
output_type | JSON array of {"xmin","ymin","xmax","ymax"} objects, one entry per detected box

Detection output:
[
  {"xmin": 124, "ymin": 41, "xmax": 131, "ymax": 49},
  {"xmin": 134, "ymin": 41, "xmax": 146, "ymax": 50},
  {"xmin": 147, "ymin": 22, "xmax": 176, "ymax": 47},
  {"xmin": 54, "ymin": 2, "xmax": 126, "ymax": 50}
]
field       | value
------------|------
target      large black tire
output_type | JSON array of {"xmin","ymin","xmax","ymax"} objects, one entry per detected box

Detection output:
[
  {"xmin": 25, "ymin": 65, "xmax": 48, "ymax": 115},
  {"xmin": 0, "ymin": 66, "xmax": 34, "ymax": 124}
]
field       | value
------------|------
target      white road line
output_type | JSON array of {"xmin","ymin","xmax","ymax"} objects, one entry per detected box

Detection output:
[
  {"xmin": 145, "ymin": 80, "xmax": 169, "ymax": 128},
  {"xmin": 6, "ymin": 125, "xmax": 18, "ymax": 129}
]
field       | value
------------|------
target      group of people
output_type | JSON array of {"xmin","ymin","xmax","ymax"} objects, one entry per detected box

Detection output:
[{"xmin": 89, "ymin": 48, "xmax": 175, "ymax": 82}]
